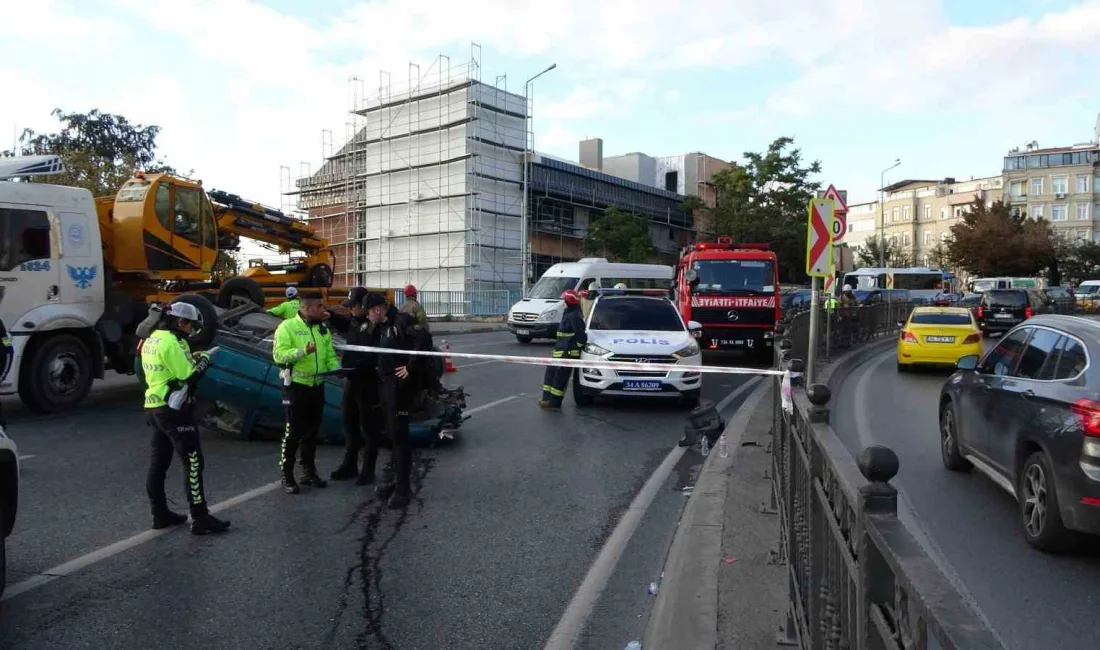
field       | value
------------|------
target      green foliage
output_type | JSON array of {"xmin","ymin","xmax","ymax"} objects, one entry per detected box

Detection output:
[
  {"xmin": 1052, "ymin": 240, "xmax": 1100, "ymax": 284},
  {"xmin": 856, "ymin": 237, "xmax": 912, "ymax": 268},
  {"xmin": 582, "ymin": 206, "xmax": 655, "ymax": 263},
  {"xmin": 945, "ymin": 198, "xmax": 1054, "ymax": 278},
  {"xmin": 211, "ymin": 251, "xmax": 239, "ymax": 279},
  {"xmin": 1, "ymin": 108, "xmax": 186, "ymax": 196},
  {"xmin": 699, "ymin": 137, "xmax": 822, "ymax": 283}
]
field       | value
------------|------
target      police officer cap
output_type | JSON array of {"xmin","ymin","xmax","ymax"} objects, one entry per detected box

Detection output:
[
  {"xmin": 342, "ymin": 286, "xmax": 369, "ymax": 308},
  {"xmin": 362, "ymin": 292, "xmax": 388, "ymax": 310},
  {"xmin": 166, "ymin": 301, "xmax": 201, "ymax": 322}
]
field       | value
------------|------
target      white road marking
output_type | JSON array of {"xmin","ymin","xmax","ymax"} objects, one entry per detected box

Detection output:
[
  {"xmin": 850, "ymin": 349, "xmax": 1007, "ymax": 647},
  {"xmin": 543, "ymin": 377, "xmax": 758, "ymax": 649},
  {"xmin": 17, "ymin": 454, "xmax": 35, "ymax": 461},
  {"xmin": 455, "ymin": 359, "xmax": 501, "ymax": 369},
  {"xmin": 1, "ymin": 393, "xmax": 523, "ymax": 603}
]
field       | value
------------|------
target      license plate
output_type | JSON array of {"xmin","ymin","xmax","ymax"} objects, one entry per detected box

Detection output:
[
  {"xmin": 994, "ymin": 313, "xmax": 1013, "ymax": 320},
  {"xmin": 623, "ymin": 379, "xmax": 662, "ymax": 391},
  {"xmin": 925, "ymin": 336, "xmax": 954, "ymax": 343},
  {"xmin": 516, "ymin": 329, "xmax": 531, "ymax": 335},
  {"xmin": 717, "ymin": 339, "xmax": 746, "ymax": 347}
]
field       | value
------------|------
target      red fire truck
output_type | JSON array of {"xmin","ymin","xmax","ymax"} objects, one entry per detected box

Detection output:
[{"xmin": 674, "ymin": 239, "xmax": 781, "ymax": 357}]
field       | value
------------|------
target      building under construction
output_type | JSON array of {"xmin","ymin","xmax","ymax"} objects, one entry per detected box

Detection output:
[{"xmin": 295, "ymin": 45, "xmax": 526, "ymax": 292}]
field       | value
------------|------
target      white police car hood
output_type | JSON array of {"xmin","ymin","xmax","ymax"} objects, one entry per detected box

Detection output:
[{"xmin": 586, "ymin": 329, "xmax": 693, "ymax": 356}]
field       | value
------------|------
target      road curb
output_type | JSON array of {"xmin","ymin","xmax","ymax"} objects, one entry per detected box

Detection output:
[
  {"xmin": 819, "ymin": 336, "xmax": 897, "ymax": 395},
  {"xmin": 643, "ymin": 378, "xmax": 771, "ymax": 650},
  {"xmin": 435, "ymin": 325, "xmax": 510, "ymax": 336}
]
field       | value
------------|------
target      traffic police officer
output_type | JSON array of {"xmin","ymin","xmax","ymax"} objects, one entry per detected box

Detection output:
[
  {"xmin": 268, "ymin": 286, "xmax": 301, "ymax": 320},
  {"xmin": 539, "ymin": 288, "xmax": 587, "ymax": 409},
  {"xmin": 273, "ymin": 296, "xmax": 340, "ymax": 494},
  {"xmin": 142, "ymin": 301, "xmax": 230, "ymax": 535}
]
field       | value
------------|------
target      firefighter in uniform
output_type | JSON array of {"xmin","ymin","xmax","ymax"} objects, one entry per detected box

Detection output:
[
  {"xmin": 273, "ymin": 297, "xmax": 340, "ymax": 494},
  {"xmin": 142, "ymin": 302, "xmax": 231, "ymax": 535},
  {"xmin": 539, "ymin": 288, "xmax": 587, "ymax": 409},
  {"xmin": 399, "ymin": 284, "xmax": 444, "ymax": 392},
  {"xmin": 325, "ymin": 287, "xmax": 383, "ymax": 484},
  {"xmin": 268, "ymin": 286, "xmax": 301, "ymax": 320},
  {"xmin": 399, "ymin": 284, "xmax": 431, "ymax": 333}
]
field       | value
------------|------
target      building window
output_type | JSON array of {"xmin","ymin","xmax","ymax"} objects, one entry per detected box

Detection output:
[
  {"xmin": 940, "ymin": 207, "xmax": 947, "ymax": 219},
  {"xmin": 1009, "ymin": 181, "xmax": 1026, "ymax": 198},
  {"xmin": 847, "ymin": 223, "xmax": 853, "ymax": 233},
  {"xmin": 902, "ymin": 205, "xmax": 910, "ymax": 221},
  {"xmin": 891, "ymin": 207, "xmax": 899, "ymax": 222},
  {"xmin": 664, "ymin": 171, "xmax": 678, "ymax": 193},
  {"xmin": 923, "ymin": 205, "xmax": 930, "ymax": 220},
  {"xmin": 1032, "ymin": 205, "xmax": 1044, "ymax": 219},
  {"xmin": 902, "ymin": 233, "xmax": 910, "ymax": 245},
  {"xmin": 1052, "ymin": 204, "xmax": 1068, "ymax": 221},
  {"xmin": 923, "ymin": 231, "xmax": 932, "ymax": 245},
  {"xmin": 954, "ymin": 207, "xmax": 963, "ymax": 218},
  {"xmin": 940, "ymin": 231, "xmax": 948, "ymax": 242},
  {"xmin": 1078, "ymin": 229, "xmax": 1090, "ymax": 241},
  {"xmin": 1078, "ymin": 203, "xmax": 1090, "ymax": 220},
  {"xmin": 1031, "ymin": 178, "xmax": 1043, "ymax": 195},
  {"xmin": 1095, "ymin": 204, "xmax": 1100, "ymax": 220},
  {"xmin": 1052, "ymin": 176, "xmax": 1068, "ymax": 195},
  {"xmin": 1077, "ymin": 175, "xmax": 1092, "ymax": 194},
  {"xmin": 1095, "ymin": 231, "xmax": 1100, "ymax": 244}
]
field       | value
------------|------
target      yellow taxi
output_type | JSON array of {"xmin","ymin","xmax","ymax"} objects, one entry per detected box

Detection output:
[{"xmin": 896, "ymin": 306, "xmax": 983, "ymax": 372}]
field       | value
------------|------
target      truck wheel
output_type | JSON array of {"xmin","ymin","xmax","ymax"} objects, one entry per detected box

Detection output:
[
  {"xmin": 18, "ymin": 334, "xmax": 94, "ymax": 413},
  {"xmin": 171, "ymin": 294, "xmax": 219, "ymax": 350},
  {"xmin": 307, "ymin": 263, "xmax": 334, "ymax": 288},
  {"xmin": 216, "ymin": 277, "xmax": 265, "ymax": 309},
  {"xmin": 0, "ymin": 501, "xmax": 5, "ymax": 600}
]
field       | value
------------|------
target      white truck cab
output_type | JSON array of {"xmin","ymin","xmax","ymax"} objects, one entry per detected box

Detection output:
[
  {"xmin": 0, "ymin": 156, "xmax": 107, "ymax": 410},
  {"xmin": 508, "ymin": 259, "xmax": 673, "ymax": 343}
]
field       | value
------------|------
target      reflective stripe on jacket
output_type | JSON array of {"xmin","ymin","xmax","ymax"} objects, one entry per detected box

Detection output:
[
  {"xmin": 553, "ymin": 305, "xmax": 587, "ymax": 359},
  {"xmin": 272, "ymin": 313, "xmax": 340, "ymax": 386}
]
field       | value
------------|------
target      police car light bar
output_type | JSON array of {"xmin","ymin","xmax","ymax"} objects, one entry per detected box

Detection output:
[{"xmin": 0, "ymin": 155, "xmax": 66, "ymax": 181}]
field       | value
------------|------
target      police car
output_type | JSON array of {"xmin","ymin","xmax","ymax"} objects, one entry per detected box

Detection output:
[
  {"xmin": 573, "ymin": 288, "xmax": 704, "ymax": 407},
  {"xmin": 0, "ymin": 426, "xmax": 18, "ymax": 598}
]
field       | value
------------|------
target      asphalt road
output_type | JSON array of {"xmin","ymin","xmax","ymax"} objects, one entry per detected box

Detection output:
[
  {"xmin": 0, "ymin": 330, "xmax": 769, "ymax": 649},
  {"xmin": 832, "ymin": 341, "xmax": 1100, "ymax": 650}
]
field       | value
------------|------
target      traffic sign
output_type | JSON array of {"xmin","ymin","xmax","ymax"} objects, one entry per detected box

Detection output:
[
  {"xmin": 822, "ymin": 184, "xmax": 848, "ymax": 243},
  {"xmin": 806, "ymin": 198, "xmax": 834, "ymax": 278}
]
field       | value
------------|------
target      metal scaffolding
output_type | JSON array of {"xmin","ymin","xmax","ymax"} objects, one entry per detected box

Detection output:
[{"xmin": 293, "ymin": 43, "xmax": 528, "ymax": 292}]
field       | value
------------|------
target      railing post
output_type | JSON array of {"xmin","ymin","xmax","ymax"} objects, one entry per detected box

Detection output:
[
  {"xmin": 856, "ymin": 444, "xmax": 900, "ymax": 650},
  {"xmin": 805, "ymin": 383, "xmax": 830, "ymax": 424}
]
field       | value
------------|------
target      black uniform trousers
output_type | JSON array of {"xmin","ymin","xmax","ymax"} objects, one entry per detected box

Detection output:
[
  {"xmin": 541, "ymin": 345, "xmax": 580, "ymax": 407},
  {"xmin": 379, "ymin": 376, "xmax": 413, "ymax": 495},
  {"xmin": 146, "ymin": 406, "xmax": 208, "ymax": 516},
  {"xmin": 281, "ymin": 382, "xmax": 326, "ymax": 476}
]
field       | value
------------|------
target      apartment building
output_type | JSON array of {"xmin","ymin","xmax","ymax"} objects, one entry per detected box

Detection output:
[
  {"xmin": 1002, "ymin": 143, "xmax": 1100, "ymax": 243},
  {"xmin": 879, "ymin": 175, "xmax": 1003, "ymax": 266},
  {"xmin": 843, "ymin": 201, "xmax": 878, "ymax": 249}
]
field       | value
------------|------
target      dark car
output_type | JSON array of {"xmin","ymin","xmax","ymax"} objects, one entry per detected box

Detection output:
[
  {"xmin": 976, "ymin": 289, "xmax": 1049, "ymax": 336},
  {"xmin": 780, "ymin": 289, "xmax": 812, "ymax": 316},
  {"xmin": 938, "ymin": 315, "xmax": 1100, "ymax": 551},
  {"xmin": 852, "ymin": 288, "xmax": 910, "ymax": 305},
  {"xmin": 1044, "ymin": 286, "xmax": 1076, "ymax": 314}
]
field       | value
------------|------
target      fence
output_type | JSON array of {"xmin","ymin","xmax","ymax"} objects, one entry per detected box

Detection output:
[
  {"xmin": 394, "ymin": 289, "xmax": 520, "ymax": 318},
  {"xmin": 766, "ymin": 320, "xmax": 1003, "ymax": 648},
  {"xmin": 781, "ymin": 301, "xmax": 915, "ymax": 367}
]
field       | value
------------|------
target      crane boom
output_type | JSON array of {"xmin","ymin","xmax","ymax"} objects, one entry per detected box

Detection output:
[{"xmin": 207, "ymin": 189, "xmax": 326, "ymax": 254}]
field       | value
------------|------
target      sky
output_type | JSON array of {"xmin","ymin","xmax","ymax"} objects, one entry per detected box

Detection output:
[{"xmin": 3, "ymin": 0, "xmax": 1100, "ymax": 213}]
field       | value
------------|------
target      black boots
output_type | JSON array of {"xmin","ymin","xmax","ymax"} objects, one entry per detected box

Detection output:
[
  {"xmin": 282, "ymin": 475, "xmax": 299, "ymax": 494},
  {"xmin": 330, "ymin": 445, "xmax": 361, "ymax": 481},
  {"xmin": 299, "ymin": 469, "xmax": 328, "ymax": 488},
  {"xmin": 190, "ymin": 508, "xmax": 231, "ymax": 535},
  {"xmin": 151, "ymin": 505, "xmax": 188, "ymax": 530}
]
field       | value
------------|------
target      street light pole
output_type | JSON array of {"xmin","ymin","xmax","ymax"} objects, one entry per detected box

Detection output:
[
  {"xmin": 521, "ymin": 63, "xmax": 557, "ymax": 297},
  {"xmin": 880, "ymin": 159, "xmax": 901, "ymax": 268}
]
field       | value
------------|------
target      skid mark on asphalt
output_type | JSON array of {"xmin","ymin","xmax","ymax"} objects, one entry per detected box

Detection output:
[{"xmin": 850, "ymin": 350, "xmax": 1007, "ymax": 648}]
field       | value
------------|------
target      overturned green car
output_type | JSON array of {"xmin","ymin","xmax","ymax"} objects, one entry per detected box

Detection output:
[{"xmin": 178, "ymin": 304, "xmax": 468, "ymax": 447}]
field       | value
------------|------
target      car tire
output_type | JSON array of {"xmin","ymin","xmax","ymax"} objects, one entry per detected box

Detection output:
[
  {"xmin": 516, "ymin": 336, "xmax": 532, "ymax": 344},
  {"xmin": 572, "ymin": 371, "xmax": 595, "ymax": 407},
  {"xmin": 0, "ymin": 501, "xmax": 6, "ymax": 600},
  {"xmin": 938, "ymin": 400, "xmax": 971, "ymax": 472},
  {"xmin": 18, "ymin": 334, "xmax": 95, "ymax": 413},
  {"xmin": 216, "ymin": 277, "xmax": 265, "ymax": 309},
  {"xmin": 1019, "ymin": 451, "xmax": 1075, "ymax": 553},
  {"xmin": 680, "ymin": 389, "xmax": 701, "ymax": 408},
  {"xmin": 896, "ymin": 362, "xmax": 908, "ymax": 373}
]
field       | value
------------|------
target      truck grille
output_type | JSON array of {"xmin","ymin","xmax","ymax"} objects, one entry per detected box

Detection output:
[
  {"xmin": 608, "ymin": 354, "xmax": 677, "ymax": 378},
  {"xmin": 690, "ymin": 307, "xmax": 776, "ymax": 326},
  {"xmin": 512, "ymin": 312, "xmax": 538, "ymax": 322}
]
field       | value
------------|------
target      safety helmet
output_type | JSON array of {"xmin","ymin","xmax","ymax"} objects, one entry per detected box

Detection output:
[
  {"xmin": 562, "ymin": 289, "xmax": 580, "ymax": 306},
  {"xmin": 286, "ymin": 286, "xmax": 299, "ymax": 298},
  {"xmin": 404, "ymin": 284, "xmax": 417, "ymax": 298},
  {"xmin": 614, "ymin": 283, "xmax": 628, "ymax": 289},
  {"xmin": 166, "ymin": 301, "xmax": 201, "ymax": 324},
  {"xmin": 842, "ymin": 284, "xmax": 852, "ymax": 292}
]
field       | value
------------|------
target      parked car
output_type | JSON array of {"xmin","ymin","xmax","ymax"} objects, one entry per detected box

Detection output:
[
  {"xmin": 939, "ymin": 315, "xmax": 1100, "ymax": 551},
  {"xmin": 780, "ymin": 288, "xmax": 812, "ymax": 317},
  {"xmin": 853, "ymin": 288, "xmax": 910, "ymax": 306},
  {"xmin": 0, "ymin": 427, "xmax": 18, "ymax": 598},
  {"xmin": 975, "ymin": 289, "xmax": 1049, "ymax": 337},
  {"xmin": 1043, "ymin": 286, "xmax": 1076, "ymax": 314}
]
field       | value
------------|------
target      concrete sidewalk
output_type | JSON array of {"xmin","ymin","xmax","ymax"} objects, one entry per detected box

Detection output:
[
  {"xmin": 430, "ymin": 321, "xmax": 509, "ymax": 335},
  {"xmin": 644, "ymin": 381, "xmax": 788, "ymax": 649}
]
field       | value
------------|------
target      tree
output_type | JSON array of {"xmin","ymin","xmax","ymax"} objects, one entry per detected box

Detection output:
[
  {"xmin": 945, "ymin": 198, "xmax": 1055, "ymax": 278},
  {"xmin": 211, "ymin": 251, "xmax": 240, "ymax": 279},
  {"xmin": 1052, "ymin": 239, "xmax": 1100, "ymax": 284},
  {"xmin": 583, "ymin": 206, "xmax": 655, "ymax": 263},
  {"xmin": 1, "ymin": 108, "xmax": 185, "ymax": 196},
  {"xmin": 856, "ymin": 237, "xmax": 911, "ymax": 268},
  {"xmin": 926, "ymin": 243, "xmax": 950, "ymax": 270},
  {"xmin": 696, "ymin": 137, "xmax": 822, "ymax": 283}
]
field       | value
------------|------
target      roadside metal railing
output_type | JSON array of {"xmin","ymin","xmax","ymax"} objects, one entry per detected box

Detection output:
[
  {"xmin": 781, "ymin": 301, "xmax": 916, "ymax": 366},
  {"xmin": 764, "ymin": 325, "xmax": 1003, "ymax": 649},
  {"xmin": 395, "ymin": 289, "xmax": 519, "ymax": 318}
]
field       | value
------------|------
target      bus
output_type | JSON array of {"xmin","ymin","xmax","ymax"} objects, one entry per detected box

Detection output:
[
  {"xmin": 841, "ymin": 267, "xmax": 957, "ymax": 302},
  {"xmin": 968, "ymin": 277, "xmax": 1046, "ymax": 292}
]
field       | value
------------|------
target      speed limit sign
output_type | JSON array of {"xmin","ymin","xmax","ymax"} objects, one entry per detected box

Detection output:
[{"xmin": 822, "ymin": 185, "xmax": 848, "ymax": 243}]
